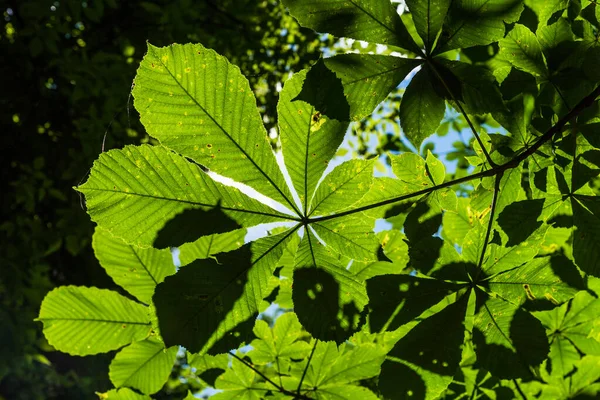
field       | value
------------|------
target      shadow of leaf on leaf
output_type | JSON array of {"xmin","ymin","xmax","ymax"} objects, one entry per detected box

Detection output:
[
  {"xmin": 292, "ymin": 267, "xmax": 364, "ymax": 343},
  {"xmin": 153, "ymin": 203, "xmax": 240, "ymax": 249}
]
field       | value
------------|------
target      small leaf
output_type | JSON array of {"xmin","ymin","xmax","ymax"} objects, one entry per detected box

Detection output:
[
  {"xmin": 310, "ymin": 159, "xmax": 374, "ymax": 216},
  {"xmin": 325, "ymin": 54, "xmax": 421, "ymax": 121},
  {"xmin": 212, "ymin": 356, "xmax": 265, "ymax": 400},
  {"xmin": 406, "ymin": 0, "xmax": 451, "ymax": 52},
  {"xmin": 400, "ymin": 66, "xmax": 446, "ymax": 150},
  {"xmin": 499, "ymin": 24, "xmax": 548, "ymax": 77},
  {"xmin": 93, "ymin": 228, "xmax": 176, "ymax": 304},
  {"xmin": 109, "ymin": 337, "xmax": 178, "ymax": 394},
  {"xmin": 37, "ymin": 286, "xmax": 151, "ymax": 356},
  {"xmin": 248, "ymin": 313, "xmax": 310, "ymax": 364},
  {"xmin": 279, "ymin": 68, "xmax": 347, "ymax": 213}
]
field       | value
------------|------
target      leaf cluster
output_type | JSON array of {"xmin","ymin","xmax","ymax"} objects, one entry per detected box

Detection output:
[{"xmin": 35, "ymin": 0, "xmax": 600, "ymax": 399}]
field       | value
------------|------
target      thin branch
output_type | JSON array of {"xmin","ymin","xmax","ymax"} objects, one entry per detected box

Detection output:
[
  {"xmin": 297, "ymin": 340, "xmax": 318, "ymax": 394},
  {"xmin": 475, "ymin": 173, "xmax": 502, "ymax": 280},
  {"xmin": 426, "ymin": 59, "xmax": 498, "ymax": 168},
  {"xmin": 229, "ymin": 351, "xmax": 313, "ymax": 400},
  {"xmin": 308, "ymin": 85, "xmax": 600, "ymax": 224},
  {"xmin": 513, "ymin": 378, "xmax": 529, "ymax": 399}
]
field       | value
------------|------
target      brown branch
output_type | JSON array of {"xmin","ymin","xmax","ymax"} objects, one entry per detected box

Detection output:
[{"xmin": 308, "ymin": 85, "xmax": 600, "ymax": 224}]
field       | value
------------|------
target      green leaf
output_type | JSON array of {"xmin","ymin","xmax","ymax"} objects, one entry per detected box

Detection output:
[
  {"xmin": 93, "ymin": 228, "xmax": 176, "ymax": 304},
  {"xmin": 37, "ymin": 286, "xmax": 151, "ymax": 356},
  {"xmin": 109, "ymin": 337, "xmax": 178, "ymax": 394},
  {"xmin": 212, "ymin": 356, "xmax": 265, "ymax": 400},
  {"xmin": 379, "ymin": 296, "xmax": 469, "ymax": 400},
  {"xmin": 535, "ymin": 0, "xmax": 570, "ymax": 26},
  {"xmin": 367, "ymin": 274, "xmax": 467, "ymax": 332},
  {"xmin": 292, "ymin": 232, "xmax": 368, "ymax": 342},
  {"xmin": 292, "ymin": 341, "xmax": 385, "ymax": 397},
  {"xmin": 133, "ymin": 43, "xmax": 297, "ymax": 212},
  {"xmin": 248, "ymin": 312, "xmax": 311, "ymax": 365},
  {"xmin": 400, "ymin": 66, "xmax": 446, "ymax": 149},
  {"xmin": 312, "ymin": 213, "xmax": 379, "ymax": 262},
  {"xmin": 282, "ymin": 0, "xmax": 421, "ymax": 52},
  {"xmin": 378, "ymin": 230, "xmax": 410, "ymax": 269},
  {"xmin": 178, "ymin": 229, "xmax": 247, "ymax": 267},
  {"xmin": 437, "ymin": 0, "xmax": 524, "ymax": 53},
  {"xmin": 406, "ymin": 0, "xmax": 451, "ymax": 52},
  {"xmin": 310, "ymin": 159, "xmax": 374, "ymax": 216},
  {"xmin": 537, "ymin": 17, "xmax": 574, "ymax": 70},
  {"xmin": 291, "ymin": 58, "xmax": 350, "ymax": 121},
  {"xmin": 79, "ymin": 145, "xmax": 290, "ymax": 246},
  {"xmin": 278, "ymin": 69, "xmax": 347, "ymax": 213},
  {"xmin": 569, "ymin": 356, "xmax": 600, "ymax": 397},
  {"xmin": 325, "ymin": 54, "xmax": 421, "ymax": 121},
  {"xmin": 101, "ymin": 388, "xmax": 152, "ymax": 400},
  {"xmin": 390, "ymin": 151, "xmax": 444, "ymax": 190},
  {"xmin": 438, "ymin": 60, "xmax": 507, "ymax": 114},
  {"xmin": 442, "ymin": 197, "xmax": 473, "ymax": 247},
  {"xmin": 473, "ymin": 292, "xmax": 549, "ymax": 379},
  {"xmin": 535, "ymin": 290, "xmax": 600, "ymax": 357},
  {"xmin": 486, "ymin": 254, "xmax": 583, "ymax": 306},
  {"xmin": 153, "ymin": 228, "xmax": 297, "ymax": 353},
  {"xmin": 499, "ymin": 24, "xmax": 549, "ymax": 77},
  {"xmin": 308, "ymin": 385, "xmax": 380, "ymax": 400},
  {"xmin": 572, "ymin": 196, "xmax": 600, "ymax": 275}
]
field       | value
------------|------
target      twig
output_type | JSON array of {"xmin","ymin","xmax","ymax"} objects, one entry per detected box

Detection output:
[
  {"xmin": 427, "ymin": 60, "xmax": 498, "ymax": 168},
  {"xmin": 475, "ymin": 173, "xmax": 502, "ymax": 280},
  {"xmin": 308, "ymin": 85, "xmax": 600, "ymax": 224},
  {"xmin": 229, "ymin": 351, "xmax": 313, "ymax": 400},
  {"xmin": 297, "ymin": 340, "xmax": 318, "ymax": 394}
]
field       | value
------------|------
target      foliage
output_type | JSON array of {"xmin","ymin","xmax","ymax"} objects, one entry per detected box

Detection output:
[
  {"xmin": 1, "ymin": 1, "xmax": 324, "ymax": 398},
  {"xmin": 31, "ymin": 0, "xmax": 600, "ymax": 399}
]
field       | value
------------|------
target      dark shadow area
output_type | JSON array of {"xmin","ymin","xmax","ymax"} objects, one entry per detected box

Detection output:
[
  {"xmin": 153, "ymin": 243, "xmax": 252, "ymax": 354},
  {"xmin": 199, "ymin": 368, "xmax": 225, "ymax": 387},
  {"xmin": 292, "ymin": 58, "xmax": 350, "ymax": 124},
  {"xmin": 209, "ymin": 316, "xmax": 256, "ymax": 355},
  {"xmin": 292, "ymin": 267, "xmax": 364, "ymax": 343},
  {"xmin": 366, "ymin": 274, "xmax": 466, "ymax": 332},
  {"xmin": 378, "ymin": 360, "xmax": 426, "ymax": 400},
  {"xmin": 430, "ymin": 261, "xmax": 477, "ymax": 282},
  {"xmin": 497, "ymin": 199, "xmax": 544, "ymax": 246},
  {"xmin": 572, "ymin": 197, "xmax": 600, "ymax": 276},
  {"xmin": 501, "ymin": 69, "xmax": 538, "ymax": 101},
  {"xmin": 153, "ymin": 204, "xmax": 239, "ymax": 249},
  {"xmin": 573, "ymin": 149, "xmax": 600, "ymax": 192},
  {"xmin": 404, "ymin": 201, "xmax": 443, "ymax": 274},
  {"xmin": 292, "ymin": 58, "xmax": 350, "ymax": 121},
  {"xmin": 389, "ymin": 295, "xmax": 468, "ymax": 376},
  {"xmin": 472, "ymin": 328, "xmax": 532, "ymax": 380},
  {"xmin": 473, "ymin": 291, "xmax": 549, "ymax": 380},
  {"xmin": 430, "ymin": 61, "xmax": 463, "ymax": 101},
  {"xmin": 550, "ymin": 254, "xmax": 586, "ymax": 292}
]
